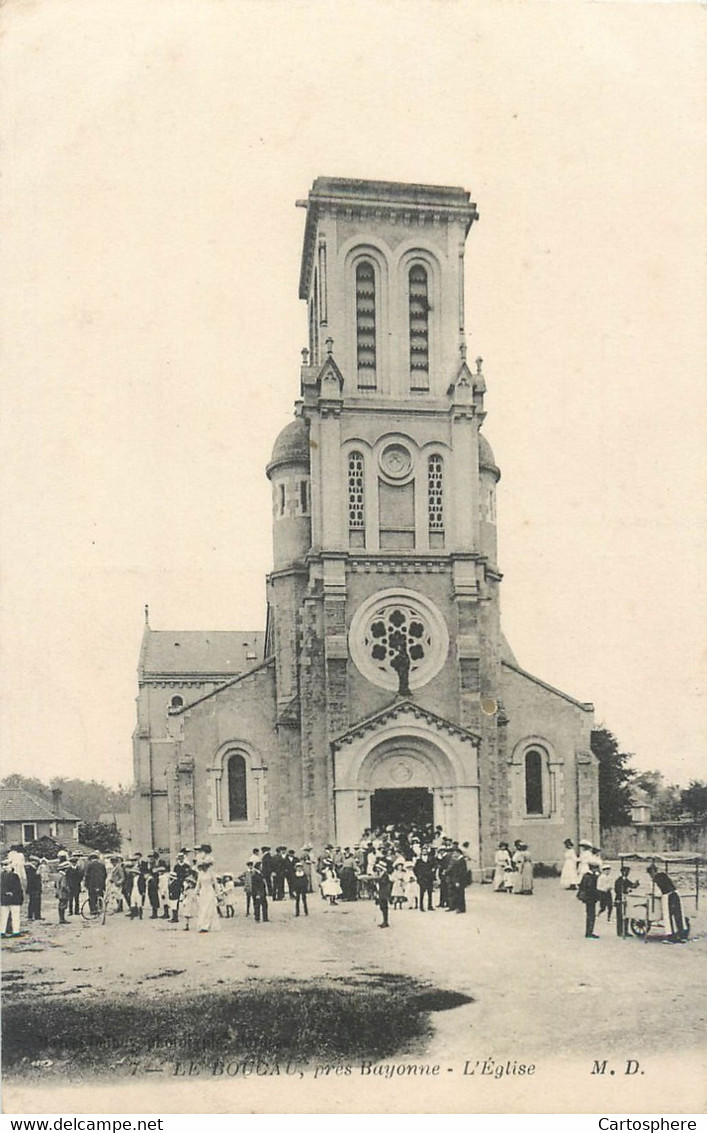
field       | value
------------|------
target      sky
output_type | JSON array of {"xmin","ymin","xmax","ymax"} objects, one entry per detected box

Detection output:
[{"xmin": 1, "ymin": 0, "xmax": 705, "ymax": 789}]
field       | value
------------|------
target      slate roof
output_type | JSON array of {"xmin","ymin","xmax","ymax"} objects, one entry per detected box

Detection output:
[
  {"xmin": 0, "ymin": 787, "xmax": 80, "ymax": 823},
  {"xmin": 140, "ymin": 630, "xmax": 265, "ymax": 678}
]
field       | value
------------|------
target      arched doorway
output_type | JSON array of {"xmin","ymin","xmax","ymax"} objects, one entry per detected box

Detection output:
[{"xmin": 332, "ymin": 707, "xmax": 480, "ymax": 859}]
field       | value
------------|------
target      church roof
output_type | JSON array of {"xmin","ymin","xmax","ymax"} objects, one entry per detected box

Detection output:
[
  {"xmin": 501, "ymin": 660, "xmax": 594, "ymax": 711},
  {"xmin": 171, "ymin": 655, "xmax": 275, "ymax": 713},
  {"xmin": 0, "ymin": 787, "xmax": 80, "ymax": 823},
  {"xmin": 266, "ymin": 417, "xmax": 310, "ymax": 477},
  {"xmin": 139, "ymin": 630, "xmax": 266, "ymax": 678},
  {"xmin": 332, "ymin": 698, "xmax": 481, "ymax": 750}
]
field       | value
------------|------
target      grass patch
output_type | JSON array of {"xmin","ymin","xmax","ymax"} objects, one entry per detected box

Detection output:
[{"xmin": 3, "ymin": 975, "xmax": 472, "ymax": 1071}]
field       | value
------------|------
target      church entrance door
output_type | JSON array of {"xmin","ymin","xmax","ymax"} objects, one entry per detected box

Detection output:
[{"xmin": 370, "ymin": 787, "xmax": 433, "ymax": 832}]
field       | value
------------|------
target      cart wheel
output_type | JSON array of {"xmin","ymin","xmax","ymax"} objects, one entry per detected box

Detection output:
[{"xmin": 629, "ymin": 917, "xmax": 648, "ymax": 939}]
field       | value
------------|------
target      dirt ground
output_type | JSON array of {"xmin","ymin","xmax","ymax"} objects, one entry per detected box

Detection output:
[{"xmin": 3, "ymin": 878, "xmax": 706, "ymax": 1114}]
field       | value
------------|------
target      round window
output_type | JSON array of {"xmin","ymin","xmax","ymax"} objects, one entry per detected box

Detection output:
[{"xmin": 349, "ymin": 589, "xmax": 449, "ymax": 692}]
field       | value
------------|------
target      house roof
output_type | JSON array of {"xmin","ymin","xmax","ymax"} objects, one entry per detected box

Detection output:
[
  {"xmin": 0, "ymin": 787, "xmax": 80, "ymax": 823},
  {"xmin": 139, "ymin": 630, "xmax": 265, "ymax": 678}
]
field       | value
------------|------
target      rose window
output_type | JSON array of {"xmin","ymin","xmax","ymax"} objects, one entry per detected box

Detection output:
[{"xmin": 349, "ymin": 590, "xmax": 448, "ymax": 692}]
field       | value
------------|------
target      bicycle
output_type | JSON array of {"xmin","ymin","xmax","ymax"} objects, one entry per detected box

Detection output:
[{"xmin": 80, "ymin": 894, "xmax": 107, "ymax": 924}]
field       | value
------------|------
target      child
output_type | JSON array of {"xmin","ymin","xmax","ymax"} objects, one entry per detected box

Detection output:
[
  {"xmin": 391, "ymin": 863, "xmax": 407, "ymax": 910},
  {"xmin": 292, "ymin": 863, "xmax": 309, "ymax": 917},
  {"xmin": 214, "ymin": 876, "xmax": 227, "ymax": 918},
  {"xmin": 180, "ymin": 876, "xmax": 198, "ymax": 931},
  {"xmin": 320, "ymin": 865, "xmax": 342, "ymax": 905},
  {"xmin": 221, "ymin": 874, "xmax": 236, "ymax": 918},
  {"xmin": 403, "ymin": 861, "xmax": 418, "ymax": 909},
  {"xmin": 158, "ymin": 867, "xmax": 171, "ymax": 919},
  {"xmin": 239, "ymin": 861, "xmax": 254, "ymax": 917},
  {"xmin": 596, "ymin": 865, "xmax": 613, "ymax": 921}
]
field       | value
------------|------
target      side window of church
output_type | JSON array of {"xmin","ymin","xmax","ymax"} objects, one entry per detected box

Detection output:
[
  {"xmin": 428, "ymin": 454, "xmax": 444, "ymax": 548},
  {"xmin": 409, "ymin": 265, "xmax": 430, "ymax": 390},
  {"xmin": 524, "ymin": 749, "xmax": 544, "ymax": 815},
  {"xmin": 348, "ymin": 451, "xmax": 365, "ymax": 548},
  {"xmin": 355, "ymin": 261, "xmax": 377, "ymax": 390},
  {"xmin": 227, "ymin": 753, "xmax": 248, "ymax": 822}
]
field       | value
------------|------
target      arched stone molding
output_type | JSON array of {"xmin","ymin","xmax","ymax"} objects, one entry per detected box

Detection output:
[
  {"xmin": 508, "ymin": 735, "xmax": 564, "ymax": 824},
  {"xmin": 333, "ymin": 707, "xmax": 479, "ymax": 858},
  {"xmin": 206, "ymin": 740, "xmax": 268, "ymax": 835}
]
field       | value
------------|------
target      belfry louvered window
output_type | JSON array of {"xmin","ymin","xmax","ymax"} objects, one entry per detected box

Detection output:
[
  {"xmin": 355, "ymin": 261, "xmax": 377, "ymax": 389},
  {"xmin": 428, "ymin": 454, "xmax": 444, "ymax": 548},
  {"xmin": 348, "ymin": 451, "xmax": 365, "ymax": 547},
  {"xmin": 409, "ymin": 265, "xmax": 430, "ymax": 390}
]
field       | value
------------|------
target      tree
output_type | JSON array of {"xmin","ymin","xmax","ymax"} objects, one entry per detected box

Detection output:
[
  {"xmin": 632, "ymin": 770, "xmax": 682, "ymax": 821},
  {"xmin": 77, "ymin": 821, "xmax": 121, "ymax": 854},
  {"xmin": 680, "ymin": 780, "xmax": 707, "ymax": 821},
  {"xmin": 592, "ymin": 726, "xmax": 634, "ymax": 827}
]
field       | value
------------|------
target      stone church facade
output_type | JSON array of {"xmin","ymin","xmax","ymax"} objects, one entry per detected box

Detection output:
[{"xmin": 132, "ymin": 177, "xmax": 599, "ymax": 869}]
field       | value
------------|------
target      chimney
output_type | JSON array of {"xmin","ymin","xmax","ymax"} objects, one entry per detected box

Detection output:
[{"xmin": 52, "ymin": 788, "xmax": 62, "ymax": 813}]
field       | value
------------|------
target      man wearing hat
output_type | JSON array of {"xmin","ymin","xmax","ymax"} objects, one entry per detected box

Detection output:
[
  {"xmin": 577, "ymin": 861, "xmax": 601, "ymax": 938},
  {"xmin": 65, "ymin": 855, "xmax": 82, "ymax": 917},
  {"xmin": 55, "ymin": 859, "xmax": 71, "ymax": 925},
  {"xmin": 1, "ymin": 858, "xmax": 24, "ymax": 936},
  {"xmin": 614, "ymin": 866, "xmax": 639, "ymax": 938},
  {"xmin": 25, "ymin": 856, "xmax": 43, "ymax": 921},
  {"xmin": 250, "ymin": 861, "xmax": 269, "ymax": 923},
  {"xmin": 85, "ymin": 852, "xmax": 107, "ymax": 915}
]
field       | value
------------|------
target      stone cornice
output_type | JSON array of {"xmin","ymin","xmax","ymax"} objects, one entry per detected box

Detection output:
[
  {"xmin": 298, "ymin": 177, "xmax": 478, "ymax": 299},
  {"xmin": 332, "ymin": 697, "xmax": 481, "ymax": 751}
]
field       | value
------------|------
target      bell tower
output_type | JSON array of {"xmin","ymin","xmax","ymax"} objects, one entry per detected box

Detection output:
[{"xmin": 282, "ymin": 177, "xmax": 505, "ymax": 856}]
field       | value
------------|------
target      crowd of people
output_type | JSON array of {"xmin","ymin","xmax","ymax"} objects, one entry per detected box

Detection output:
[
  {"xmin": 0, "ymin": 824, "xmax": 478, "ymax": 935},
  {"xmin": 0, "ymin": 830, "xmax": 691, "ymax": 942}
]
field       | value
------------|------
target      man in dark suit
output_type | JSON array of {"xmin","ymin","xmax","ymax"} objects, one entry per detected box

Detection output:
[
  {"xmin": 260, "ymin": 847, "xmax": 274, "ymax": 898},
  {"xmin": 85, "ymin": 853, "xmax": 107, "ymax": 915},
  {"xmin": 413, "ymin": 850, "xmax": 435, "ymax": 912},
  {"xmin": 25, "ymin": 856, "xmax": 43, "ymax": 921},
  {"xmin": 65, "ymin": 855, "xmax": 82, "ymax": 916},
  {"xmin": 578, "ymin": 862, "xmax": 600, "ymax": 938},
  {"xmin": 251, "ymin": 861, "xmax": 269, "ymax": 923}
]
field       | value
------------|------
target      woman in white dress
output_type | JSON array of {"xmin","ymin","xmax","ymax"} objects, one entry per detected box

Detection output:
[
  {"xmin": 560, "ymin": 838, "xmax": 579, "ymax": 889},
  {"xmin": 493, "ymin": 842, "xmax": 512, "ymax": 891},
  {"xmin": 195, "ymin": 862, "xmax": 221, "ymax": 932}
]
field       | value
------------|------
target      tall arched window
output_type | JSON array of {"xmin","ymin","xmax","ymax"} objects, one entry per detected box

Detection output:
[
  {"xmin": 348, "ymin": 451, "xmax": 365, "ymax": 548},
  {"xmin": 525, "ymin": 750, "xmax": 544, "ymax": 815},
  {"xmin": 428, "ymin": 454, "xmax": 444, "ymax": 548},
  {"xmin": 409, "ymin": 265, "xmax": 430, "ymax": 390},
  {"xmin": 227, "ymin": 752, "xmax": 248, "ymax": 822},
  {"xmin": 355, "ymin": 261, "xmax": 377, "ymax": 389}
]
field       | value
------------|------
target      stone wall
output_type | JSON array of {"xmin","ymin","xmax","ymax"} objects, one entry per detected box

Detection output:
[{"xmin": 601, "ymin": 821, "xmax": 707, "ymax": 857}]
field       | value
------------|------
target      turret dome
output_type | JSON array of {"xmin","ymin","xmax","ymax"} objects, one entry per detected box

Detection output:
[
  {"xmin": 479, "ymin": 433, "xmax": 500, "ymax": 478},
  {"xmin": 266, "ymin": 417, "xmax": 310, "ymax": 479}
]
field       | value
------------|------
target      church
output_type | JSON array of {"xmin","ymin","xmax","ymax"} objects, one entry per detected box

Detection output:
[{"xmin": 131, "ymin": 177, "xmax": 599, "ymax": 870}]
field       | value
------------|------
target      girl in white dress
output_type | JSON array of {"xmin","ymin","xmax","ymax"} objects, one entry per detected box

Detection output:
[
  {"xmin": 321, "ymin": 866, "xmax": 342, "ymax": 905},
  {"xmin": 560, "ymin": 839, "xmax": 578, "ymax": 889}
]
